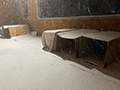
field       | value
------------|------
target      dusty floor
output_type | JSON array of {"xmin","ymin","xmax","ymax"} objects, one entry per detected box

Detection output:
[{"xmin": 0, "ymin": 34, "xmax": 120, "ymax": 90}]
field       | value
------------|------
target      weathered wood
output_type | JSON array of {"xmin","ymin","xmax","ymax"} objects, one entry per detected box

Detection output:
[{"xmin": 2, "ymin": 25, "xmax": 30, "ymax": 38}]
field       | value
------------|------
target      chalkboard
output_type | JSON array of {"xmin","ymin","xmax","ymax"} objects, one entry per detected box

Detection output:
[
  {"xmin": 23, "ymin": 0, "xmax": 28, "ymax": 19},
  {"xmin": 37, "ymin": 0, "xmax": 120, "ymax": 18}
]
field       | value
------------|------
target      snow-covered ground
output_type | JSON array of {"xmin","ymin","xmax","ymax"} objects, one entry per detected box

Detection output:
[{"xmin": 0, "ymin": 34, "xmax": 120, "ymax": 90}]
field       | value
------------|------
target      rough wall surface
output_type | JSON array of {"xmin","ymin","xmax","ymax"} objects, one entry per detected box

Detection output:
[{"xmin": 0, "ymin": 0, "xmax": 17, "ymax": 26}]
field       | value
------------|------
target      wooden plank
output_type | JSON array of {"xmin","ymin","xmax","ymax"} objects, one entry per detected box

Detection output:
[
  {"xmin": 4, "ymin": 25, "xmax": 30, "ymax": 37},
  {"xmin": 24, "ymin": 25, "xmax": 30, "ymax": 34},
  {"xmin": 9, "ymin": 27, "xmax": 18, "ymax": 37},
  {"xmin": 17, "ymin": 26, "xmax": 22, "ymax": 35}
]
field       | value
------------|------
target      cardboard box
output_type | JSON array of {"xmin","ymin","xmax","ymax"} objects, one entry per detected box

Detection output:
[
  {"xmin": 79, "ymin": 31, "xmax": 120, "ymax": 67},
  {"xmin": 57, "ymin": 29, "xmax": 100, "ymax": 58},
  {"xmin": 2, "ymin": 25, "xmax": 30, "ymax": 38}
]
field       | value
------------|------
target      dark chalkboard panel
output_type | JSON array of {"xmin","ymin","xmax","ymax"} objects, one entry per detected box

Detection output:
[
  {"xmin": 63, "ymin": 0, "xmax": 80, "ymax": 17},
  {"xmin": 23, "ymin": 0, "xmax": 28, "ymax": 19},
  {"xmin": 37, "ymin": 0, "xmax": 120, "ymax": 18}
]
